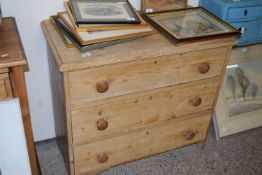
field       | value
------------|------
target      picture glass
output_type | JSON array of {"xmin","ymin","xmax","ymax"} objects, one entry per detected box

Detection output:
[
  {"xmin": 148, "ymin": 8, "xmax": 235, "ymax": 39},
  {"xmin": 224, "ymin": 59, "xmax": 262, "ymax": 117},
  {"xmin": 78, "ymin": 2, "xmax": 131, "ymax": 20}
]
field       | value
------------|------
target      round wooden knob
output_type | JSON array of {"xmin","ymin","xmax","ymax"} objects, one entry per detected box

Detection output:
[
  {"xmin": 198, "ymin": 63, "xmax": 210, "ymax": 74},
  {"xmin": 191, "ymin": 96, "xmax": 202, "ymax": 107},
  {"xmin": 182, "ymin": 130, "xmax": 196, "ymax": 140},
  {"xmin": 97, "ymin": 152, "xmax": 108, "ymax": 163},
  {"xmin": 96, "ymin": 81, "xmax": 109, "ymax": 93},
  {"xmin": 96, "ymin": 118, "xmax": 108, "ymax": 131}
]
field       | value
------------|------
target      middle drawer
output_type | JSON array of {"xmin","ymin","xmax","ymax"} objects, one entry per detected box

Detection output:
[
  {"xmin": 71, "ymin": 79, "xmax": 219, "ymax": 146},
  {"xmin": 68, "ymin": 47, "xmax": 229, "ymax": 106}
]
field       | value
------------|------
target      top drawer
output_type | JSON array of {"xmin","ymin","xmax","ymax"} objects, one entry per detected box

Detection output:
[
  {"xmin": 227, "ymin": 6, "xmax": 262, "ymax": 21},
  {"xmin": 68, "ymin": 47, "xmax": 229, "ymax": 106}
]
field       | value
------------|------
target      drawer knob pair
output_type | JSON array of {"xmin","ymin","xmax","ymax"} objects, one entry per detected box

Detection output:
[
  {"xmin": 182, "ymin": 130, "xmax": 196, "ymax": 140},
  {"xmin": 191, "ymin": 96, "xmax": 202, "ymax": 107},
  {"xmin": 96, "ymin": 80, "xmax": 109, "ymax": 93},
  {"xmin": 97, "ymin": 152, "xmax": 108, "ymax": 163},
  {"xmin": 198, "ymin": 63, "xmax": 210, "ymax": 74},
  {"xmin": 97, "ymin": 118, "xmax": 108, "ymax": 131}
]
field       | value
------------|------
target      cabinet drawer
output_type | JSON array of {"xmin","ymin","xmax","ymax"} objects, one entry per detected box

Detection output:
[
  {"xmin": 0, "ymin": 73, "xmax": 13, "ymax": 99},
  {"xmin": 72, "ymin": 79, "xmax": 218, "ymax": 145},
  {"xmin": 68, "ymin": 47, "xmax": 229, "ymax": 106},
  {"xmin": 227, "ymin": 6, "xmax": 262, "ymax": 20},
  {"xmin": 74, "ymin": 111, "xmax": 211, "ymax": 175},
  {"xmin": 257, "ymin": 19, "xmax": 262, "ymax": 39},
  {"xmin": 230, "ymin": 19, "xmax": 259, "ymax": 43}
]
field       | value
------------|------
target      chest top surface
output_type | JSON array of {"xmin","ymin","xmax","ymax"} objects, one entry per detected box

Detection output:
[
  {"xmin": 41, "ymin": 19, "xmax": 236, "ymax": 72},
  {"xmin": 0, "ymin": 17, "xmax": 27, "ymax": 69}
]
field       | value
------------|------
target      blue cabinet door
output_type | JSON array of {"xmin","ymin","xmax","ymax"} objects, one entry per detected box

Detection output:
[
  {"xmin": 230, "ymin": 19, "xmax": 259, "ymax": 44},
  {"xmin": 200, "ymin": 0, "xmax": 262, "ymax": 45},
  {"xmin": 257, "ymin": 19, "xmax": 262, "ymax": 40}
]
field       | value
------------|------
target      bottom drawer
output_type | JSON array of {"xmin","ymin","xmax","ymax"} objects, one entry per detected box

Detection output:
[
  {"xmin": 74, "ymin": 111, "xmax": 211, "ymax": 175},
  {"xmin": 0, "ymin": 73, "xmax": 13, "ymax": 99}
]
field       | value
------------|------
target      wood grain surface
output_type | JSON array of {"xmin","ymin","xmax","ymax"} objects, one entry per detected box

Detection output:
[
  {"xmin": 74, "ymin": 111, "xmax": 211, "ymax": 175},
  {"xmin": 0, "ymin": 17, "xmax": 40, "ymax": 175},
  {"xmin": 71, "ymin": 78, "xmax": 219, "ymax": 146},
  {"xmin": 68, "ymin": 47, "xmax": 229, "ymax": 106},
  {"xmin": 41, "ymin": 19, "xmax": 237, "ymax": 72},
  {"xmin": 0, "ymin": 17, "xmax": 27, "ymax": 69},
  {"xmin": 41, "ymin": 16, "xmax": 236, "ymax": 175}
]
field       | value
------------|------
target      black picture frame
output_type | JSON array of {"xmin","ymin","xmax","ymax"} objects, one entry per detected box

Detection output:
[
  {"xmin": 70, "ymin": 0, "xmax": 141, "ymax": 24},
  {"xmin": 52, "ymin": 16, "xmax": 143, "ymax": 52}
]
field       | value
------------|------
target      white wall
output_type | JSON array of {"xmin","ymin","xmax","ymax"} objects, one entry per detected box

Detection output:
[{"xmin": 0, "ymin": 0, "xmax": 199, "ymax": 141}]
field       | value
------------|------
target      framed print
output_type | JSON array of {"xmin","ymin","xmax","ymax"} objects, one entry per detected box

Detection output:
[
  {"xmin": 142, "ymin": 7, "xmax": 241, "ymax": 44},
  {"xmin": 53, "ymin": 16, "xmax": 154, "ymax": 46},
  {"xmin": 141, "ymin": 0, "xmax": 188, "ymax": 13},
  {"xmin": 60, "ymin": 5, "xmax": 148, "ymax": 32},
  {"xmin": 213, "ymin": 44, "xmax": 262, "ymax": 139},
  {"xmin": 70, "ymin": 0, "xmax": 141, "ymax": 24}
]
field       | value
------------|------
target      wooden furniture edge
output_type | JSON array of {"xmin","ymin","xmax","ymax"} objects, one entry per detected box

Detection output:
[
  {"xmin": 47, "ymin": 48, "xmax": 75, "ymax": 175},
  {"xmin": 41, "ymin": 20, "xmax": 63, "ymax": 71},
  {"xmin": 10, "ymin": 66, "xmax": 41, "ymax": 175},
  {"xmin": 59, "ymin": 38, "xmax": 238, "ymax": 72},
  {"xmin": 200, "ymin": 46, "xmax": 233, "ymax": 144},
  {"xmin": 41, "ymin": 19, "xmax": 237, "ymax": 72},
  {"xmin": 1, "ymin": 17, "xmax": 41, "ymax": 174},
  {"xmin": 64, "ymin": 72, "xmax": 75, "ymax": 175},
  {"xmin": 0, "ymin": 60, "xmax": 27, "ymax": 69},
  {"xmin": 0, "ymin": 68, "xmax": 9, "ymax": 73},
  {"xmin": 0, "ymin": 17, "xmax": 27, "ymax": 69}
]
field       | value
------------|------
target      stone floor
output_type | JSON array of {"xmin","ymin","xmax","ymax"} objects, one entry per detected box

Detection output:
[{"xmin": 36, "ymin": 126, "xmax": 262, "ymax": 175}]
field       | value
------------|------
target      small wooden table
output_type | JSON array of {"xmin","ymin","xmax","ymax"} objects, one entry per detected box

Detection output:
[{"xmin": 0, "ymin": 17, "xmax": 40, "ymax": 175}]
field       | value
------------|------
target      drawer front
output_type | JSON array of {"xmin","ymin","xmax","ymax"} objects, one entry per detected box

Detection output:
[
  {"xmin": 227, "ymin": 6, "xmax": 262, "ymax": 20},
  {"xmin": 68, "ymin": 47, "xmax": 229, "ymax": 106},
  {"xmin": 74, "ymin": 112, "xmax": 211, "ymax": 175},
  {"xmin": 0, "ymin": 73, "xmax": 13, "ymax": 99},
  {"xmin": 72, "ymin": 79, "xmax": 219, "ymax": 145},
  {"xmin": 230, "ymin": 19, "xmax": 259, "ymax": 43}
]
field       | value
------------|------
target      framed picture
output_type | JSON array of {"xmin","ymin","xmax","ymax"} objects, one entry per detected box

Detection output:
[
  {"xmin": 70, "ymin": 0, "xmax": 141, "ymax": 24},
  {"xmin": 61, "ymin": 3, "xmax": 148, "ymax": 31},
  {"xmin": 213, "ymin": 44, "xmax": 262, "ymax": 139},
  {"xmin": 53, "ymin": 15, "xmax": 154, "ymax": 45},
  {"xmin": 52, "ymin": 16, "xmax": 144, "ymax": 52},
  {"xmin": 142, "ymin": 7, "xmax": 241, "ymax": 44}
]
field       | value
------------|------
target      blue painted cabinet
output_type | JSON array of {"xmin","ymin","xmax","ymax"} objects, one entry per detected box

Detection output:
[{"xmin": 200, "ymin": 0, "xmax": 262, "ymax": 46}]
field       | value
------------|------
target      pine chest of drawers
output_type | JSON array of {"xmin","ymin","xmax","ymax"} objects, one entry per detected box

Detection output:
[
  {"xmin": 200, "ymin": 0, "xmax": 262, "ymax": 46},
  {"xmin": 42, "ymin": 19, "xmax": 236, "ymax": 175}
]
